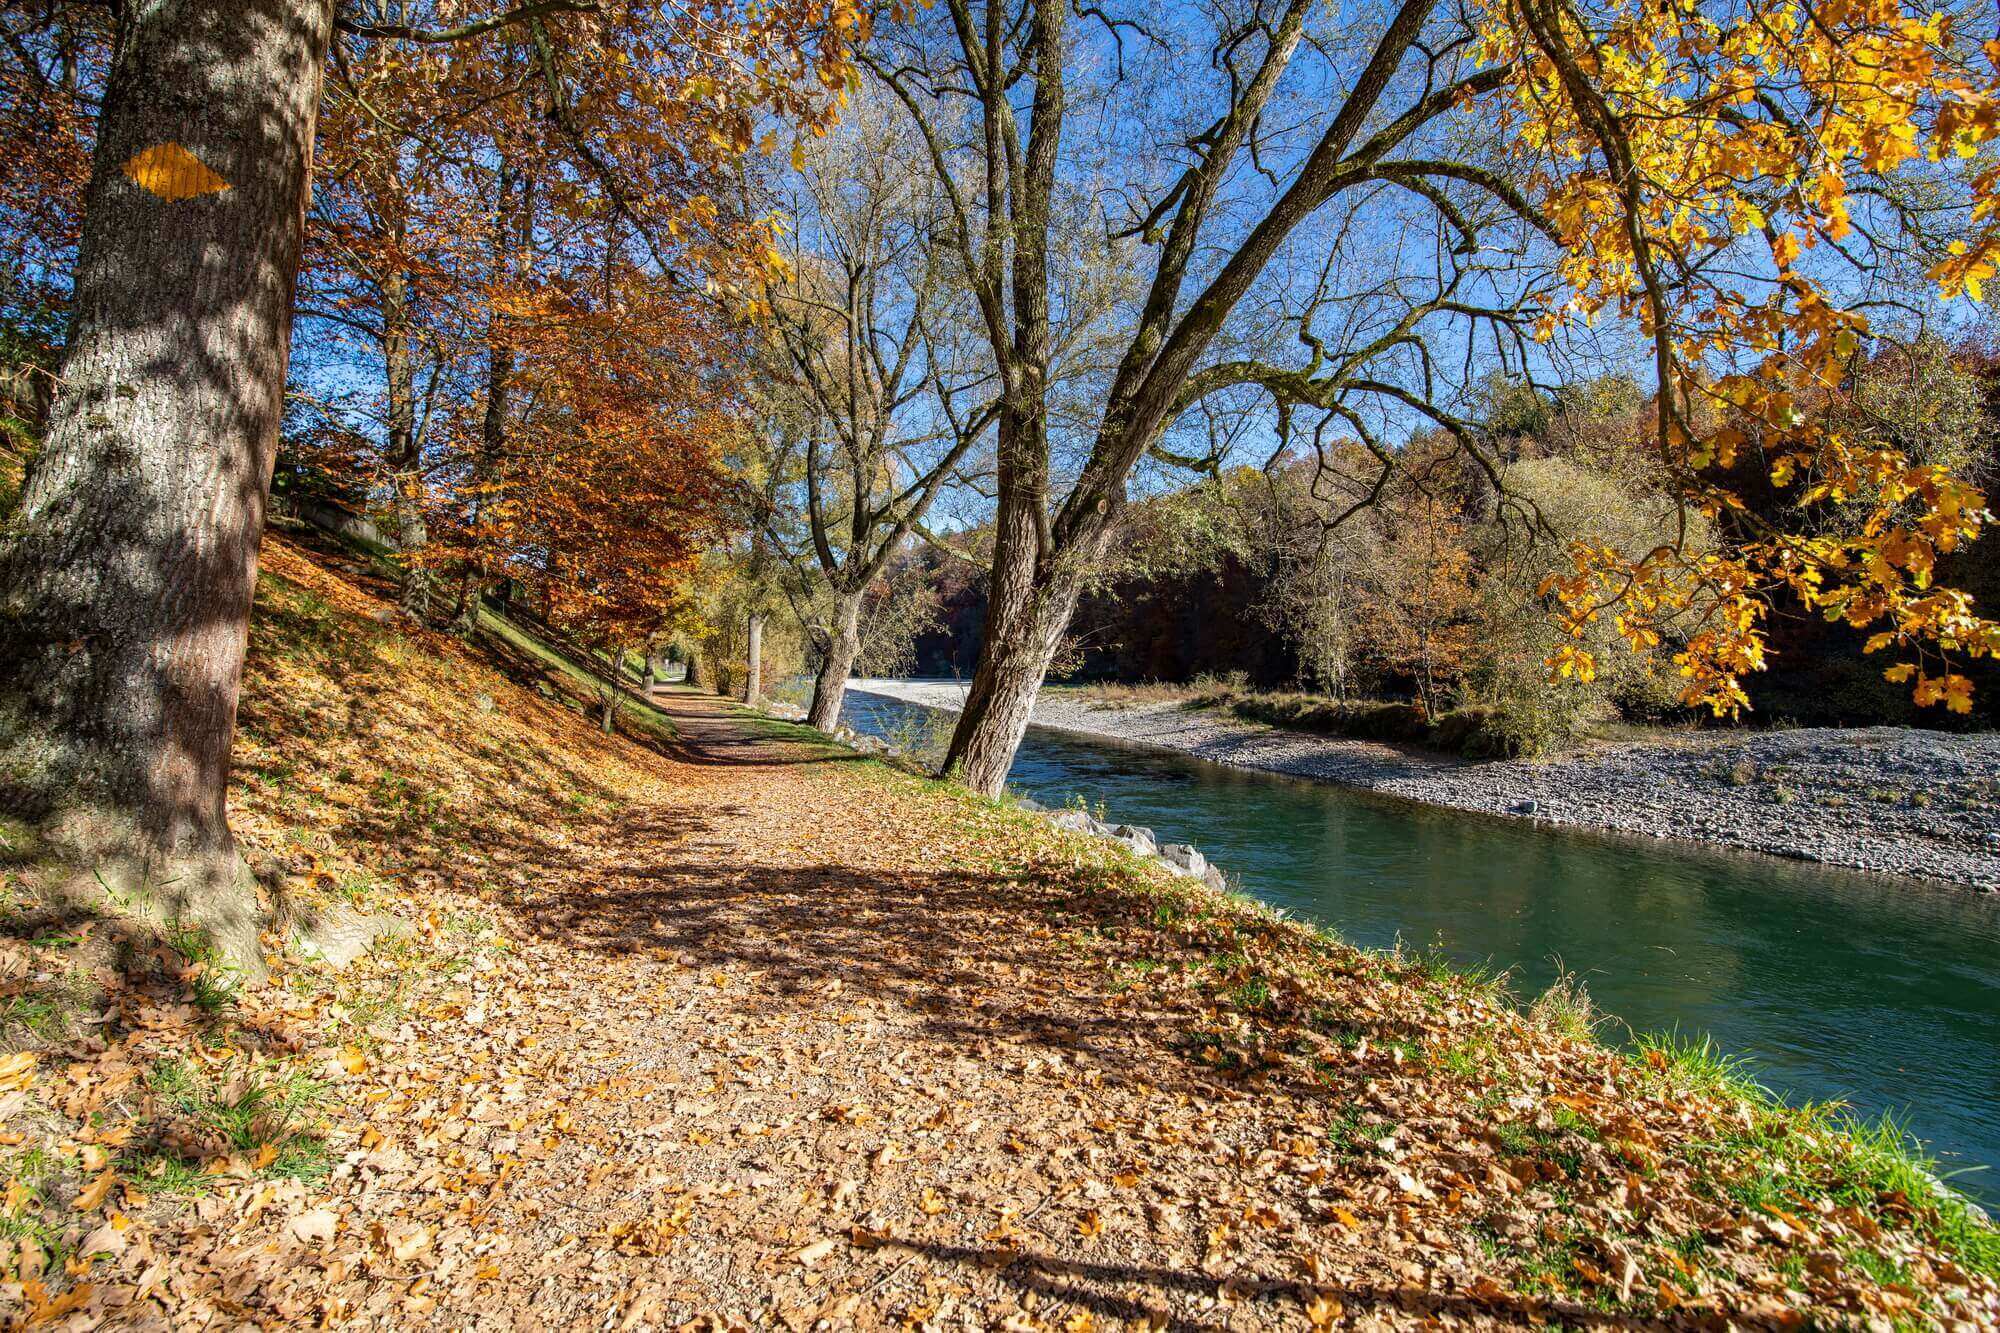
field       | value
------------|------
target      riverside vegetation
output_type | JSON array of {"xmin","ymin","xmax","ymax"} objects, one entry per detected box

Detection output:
[{"xmin": 0, "ymin": 532, "xmax": 1994, "ymax": 1326}]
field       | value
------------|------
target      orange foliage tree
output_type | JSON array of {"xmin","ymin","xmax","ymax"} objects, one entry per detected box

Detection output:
[
  {"xmin": 1474, "ymin": 0, "xmax": 2000, "ymax": 713},
  {"xmin": 300, "ymin": 1, "xmax": 862, "ymax": 620},
  {"xmin": 0, "ymin": 1, "xmax": 855, "ymax": 963}
]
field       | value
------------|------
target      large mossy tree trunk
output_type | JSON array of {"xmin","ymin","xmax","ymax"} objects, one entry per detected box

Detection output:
[
  {"xmin": 805, "ymin": 591, "xmax": 862, "ymax": 733},
  {"xmin": 0, "ymin": 0, "xmax": 333, "ymax": 975}
]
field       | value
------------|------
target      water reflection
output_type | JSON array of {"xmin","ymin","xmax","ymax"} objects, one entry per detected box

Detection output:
[{"xmin": 841, "ymin": 689, "xmax": 2000, "ymax": 1203}]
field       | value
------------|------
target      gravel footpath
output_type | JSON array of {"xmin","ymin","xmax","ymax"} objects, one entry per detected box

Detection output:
[{"xmin": 849, "ymin": 678, "xmax": 2000, "ymax": 889}]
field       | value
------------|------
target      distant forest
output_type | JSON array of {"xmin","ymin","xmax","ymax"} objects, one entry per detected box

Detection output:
[{"xmin": 906, "ymin": 353, "xmax": 2000, "ymax": 734}]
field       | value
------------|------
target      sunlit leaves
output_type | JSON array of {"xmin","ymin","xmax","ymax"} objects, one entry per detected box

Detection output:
[{"xmin": 1477, "ymin": 0, "xmax": 2000, "ymax": 713}]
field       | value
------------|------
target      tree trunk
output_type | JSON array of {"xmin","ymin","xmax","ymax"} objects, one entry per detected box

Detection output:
[
  {"xmin": 0, "ymin": 0, "xmax": 333, "ymax": 975},
  {"xmin": 455, "ymin": 161, "xmax": 533, "ymax": 637},
  {"xmin": 940, "ymin": 406, "xmax": 1091, "ymax": 797},
  {"xmin": 641, "ymin": 658, "xmax": 655, "ymax": 695},
  {"xmin": 744, "ymin": 614, "xmax": 764, "ymax": 706},
  {"xmin": 806, "ymin": 590, "xmax": 863, "ymax": 732},
  {"xmin": 380, "ymin": 224, "xmax": 428, "ymax": 613}
]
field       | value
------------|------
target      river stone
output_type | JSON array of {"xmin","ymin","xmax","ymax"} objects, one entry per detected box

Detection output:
[
  {"xmin": 1049, "ymin": 809, "xmax": 1095, "ymax": 835},
  {"xmin": 1015, "ymin": 796, "xmax": 1048, "ymax": 814},
  {"xmin": 1110, "ymin": 824, "xmax": 1157, "ymax": 856},
  {"xmin": 1160, "ymin": 844, "xmax": 1207, "ymax": 880},
  {"xmin": 1202, "ymin": 864, "xmax": 1228, "ymax": 892}
]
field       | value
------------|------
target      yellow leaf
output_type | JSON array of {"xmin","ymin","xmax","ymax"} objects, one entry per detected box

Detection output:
[
  {"xmin": 0, "ymin": 1050, "xmax": 37, "ymax": 1091},
  {"xmin": 122, "ymin": 143, "xmax": 231, "ymax": 201}
]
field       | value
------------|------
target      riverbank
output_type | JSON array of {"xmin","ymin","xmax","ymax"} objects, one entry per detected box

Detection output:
[{"xmin": 850, "ymin": 679, "xmax": 2000, "ymax": 889}]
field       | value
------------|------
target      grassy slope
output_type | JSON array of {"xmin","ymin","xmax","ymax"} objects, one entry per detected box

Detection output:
[
  {"xmin": 0, "ymin": 533, "xmax": 1990, "ymax": 1325},
  {"xmin": 0, "ymin": 534, "xmax": 694, "ymax": 1321}
]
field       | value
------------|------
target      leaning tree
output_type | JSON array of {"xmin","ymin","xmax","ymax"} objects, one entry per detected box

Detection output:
[
  {"xmin": 756, "ymin": 101, "xmax": 992, "ymax": 731},
  {"xmin": 868, "ymin": 0, "xmax": 2000, "ymax": 796},
  {"xmin": 864, "ymin": 0, "xmax": 1552, "ymax": 794}
]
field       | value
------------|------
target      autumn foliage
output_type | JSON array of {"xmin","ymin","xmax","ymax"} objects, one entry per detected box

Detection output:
[
  {"xmin": 1477, "ymin": 0, "xmax": 2000, "ymax": 713},
  {"xmin": 289, "ymin": 2, "xmax": 865, "ymax": 649}
]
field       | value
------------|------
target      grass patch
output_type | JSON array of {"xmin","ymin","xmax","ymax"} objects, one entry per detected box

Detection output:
[
  {"xmin": 0, "ymin": 973, "xmax": 92, "ymax": 1045},
  {"xmin": 1528, "ymin": 970, "xmax": 1599, "ymax": 1041},
  {"xmin": 1635, "ymin": 1031, "xmax": 2000, "ymax": 1280},
  {"xmin": 477, "ymin": 608, "xmax": 680, "ymax": 745},
  {"xmin": 130, "ymin": 1055, "xmax": 332, "ymax": 1193},
  {"xmin": 160, "ymin": 920, "xmax": 236, "ymax": 1013}
]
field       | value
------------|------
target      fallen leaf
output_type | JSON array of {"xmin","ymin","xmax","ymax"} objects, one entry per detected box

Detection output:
[
  {"xmin": 288, "ymin": 1207, "xmax": 340, "ymax": 1244},
  {"xmin": 74, "ymin": 1170, "xmax": 118, "ymax": 1212}
]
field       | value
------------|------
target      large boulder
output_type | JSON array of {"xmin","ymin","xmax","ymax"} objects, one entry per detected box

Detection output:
[
  {"xmin": 1110, "ymin": 824, "xmax": 1157, "ymax": 857},
  {"xmin": 1159, "ymin": 843, "xmax": 1208, "ymax": 880}
]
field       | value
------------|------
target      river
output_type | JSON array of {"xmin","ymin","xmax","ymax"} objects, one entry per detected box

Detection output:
[{"xmin": 838, "ymin": 687, "xmax": 2000, "ymax": 1206}]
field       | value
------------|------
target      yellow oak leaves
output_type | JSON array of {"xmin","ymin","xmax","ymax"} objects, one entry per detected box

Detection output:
[{"xmin": 1478, "ymin": 0, "xmax": 2000, "ymax": 712}]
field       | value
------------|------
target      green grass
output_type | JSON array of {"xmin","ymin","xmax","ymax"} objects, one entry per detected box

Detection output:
[
  {"xmin": 1635, "ymin": 1031, "xmax": 2000, "ymax": 1280},
  {"xmin": 721, "ymin": 701, "xmax": 855, "ymax": 756},
  {"xmin": 0, "ymin": 974, "xmax": 91, "ymax": 1044},
  {"xmin": 477, "ymin": 607, "xmax": 681, "ymax": 745},
  {"xmin": 129, "ymin": 1055, "xmax": 332, "ymax": 1194},
  {"xmin": 1528, "ymin": 971, "xmax": 1600, "ymax": 1041},
  {"xmin": 160, "ymin": 920, "xmax": 235, "ymax": 1012}
]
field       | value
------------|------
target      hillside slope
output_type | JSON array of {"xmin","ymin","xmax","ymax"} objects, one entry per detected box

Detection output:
[{"xmin": 0, "ymin": 534, "xmax": 1992, "ymax": 1328}]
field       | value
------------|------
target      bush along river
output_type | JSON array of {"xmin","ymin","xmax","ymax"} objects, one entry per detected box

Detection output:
[{"xmin": 837, "ymin": 688, "xmax": 2000, "ymax": 1207}]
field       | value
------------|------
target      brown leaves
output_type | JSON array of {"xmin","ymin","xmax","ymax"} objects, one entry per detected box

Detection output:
[
  {"xmin": 287, "ymin": 1207, "xmax": 340, "ymax": 1245},
  {"xmin": 6, "ymin": 536, "xmax": 1977, "ymax": 1330},
  {"xmin": 72, "ymin": 1170, "xmax": 118, "ymax": 1212}
]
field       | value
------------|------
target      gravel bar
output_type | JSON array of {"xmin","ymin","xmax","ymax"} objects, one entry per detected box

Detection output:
[{"xmin": 849, "ymin": 678, "xmax": 2000, "ymax": 889}]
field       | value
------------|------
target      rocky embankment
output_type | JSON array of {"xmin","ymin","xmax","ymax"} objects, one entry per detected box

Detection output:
[{"xmin": 847, "ymin": 679, "xmax": 2000, "ymax": 889}]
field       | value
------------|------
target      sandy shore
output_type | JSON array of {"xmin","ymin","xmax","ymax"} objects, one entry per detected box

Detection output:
[{"xmin": 848, "ymin": 678, "xmax": 2000, "ymax": 889}]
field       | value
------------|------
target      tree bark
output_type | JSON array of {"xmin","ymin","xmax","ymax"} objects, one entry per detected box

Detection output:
[
  {"xmin": 941, "ymin": 580, "xmax": 1081, "ymax": 798},
  {"xmin": 455, "ymin": 160, "xmax": 533, "ymax": 637},
  {"xmin": 744, "ymin": 614, "xmax": 764, "ymax": 706},
  {"xmin": 0, "ymin": 0, "xmax": 333, "ymax": 974},
  {"xmin": 806, "ymin": 590, "xmax": 863, "ymax": 732},
  {"xmin": 380, "ymin": 220, "xmax": 429, "ymax": 613},
  {"xmin": 600, "ymin": 646, "xmax": 624, "ymax": 734},
  {"xmin": 940, "ymin": 404, "xmax": 1090, "ymax": 797},
  {"xmin": 941, "ymin": 409, "xmax": 1096, "ymax": 796}
]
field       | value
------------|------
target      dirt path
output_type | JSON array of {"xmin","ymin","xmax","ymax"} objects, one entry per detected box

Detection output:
[
  {"xmin": 136, "ymin": 692, "xmax": 1440, "ymax": 1330},
  {"xmin": 407, "ymin": 693, "xmax": 1425, "ymax": 1329}
]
